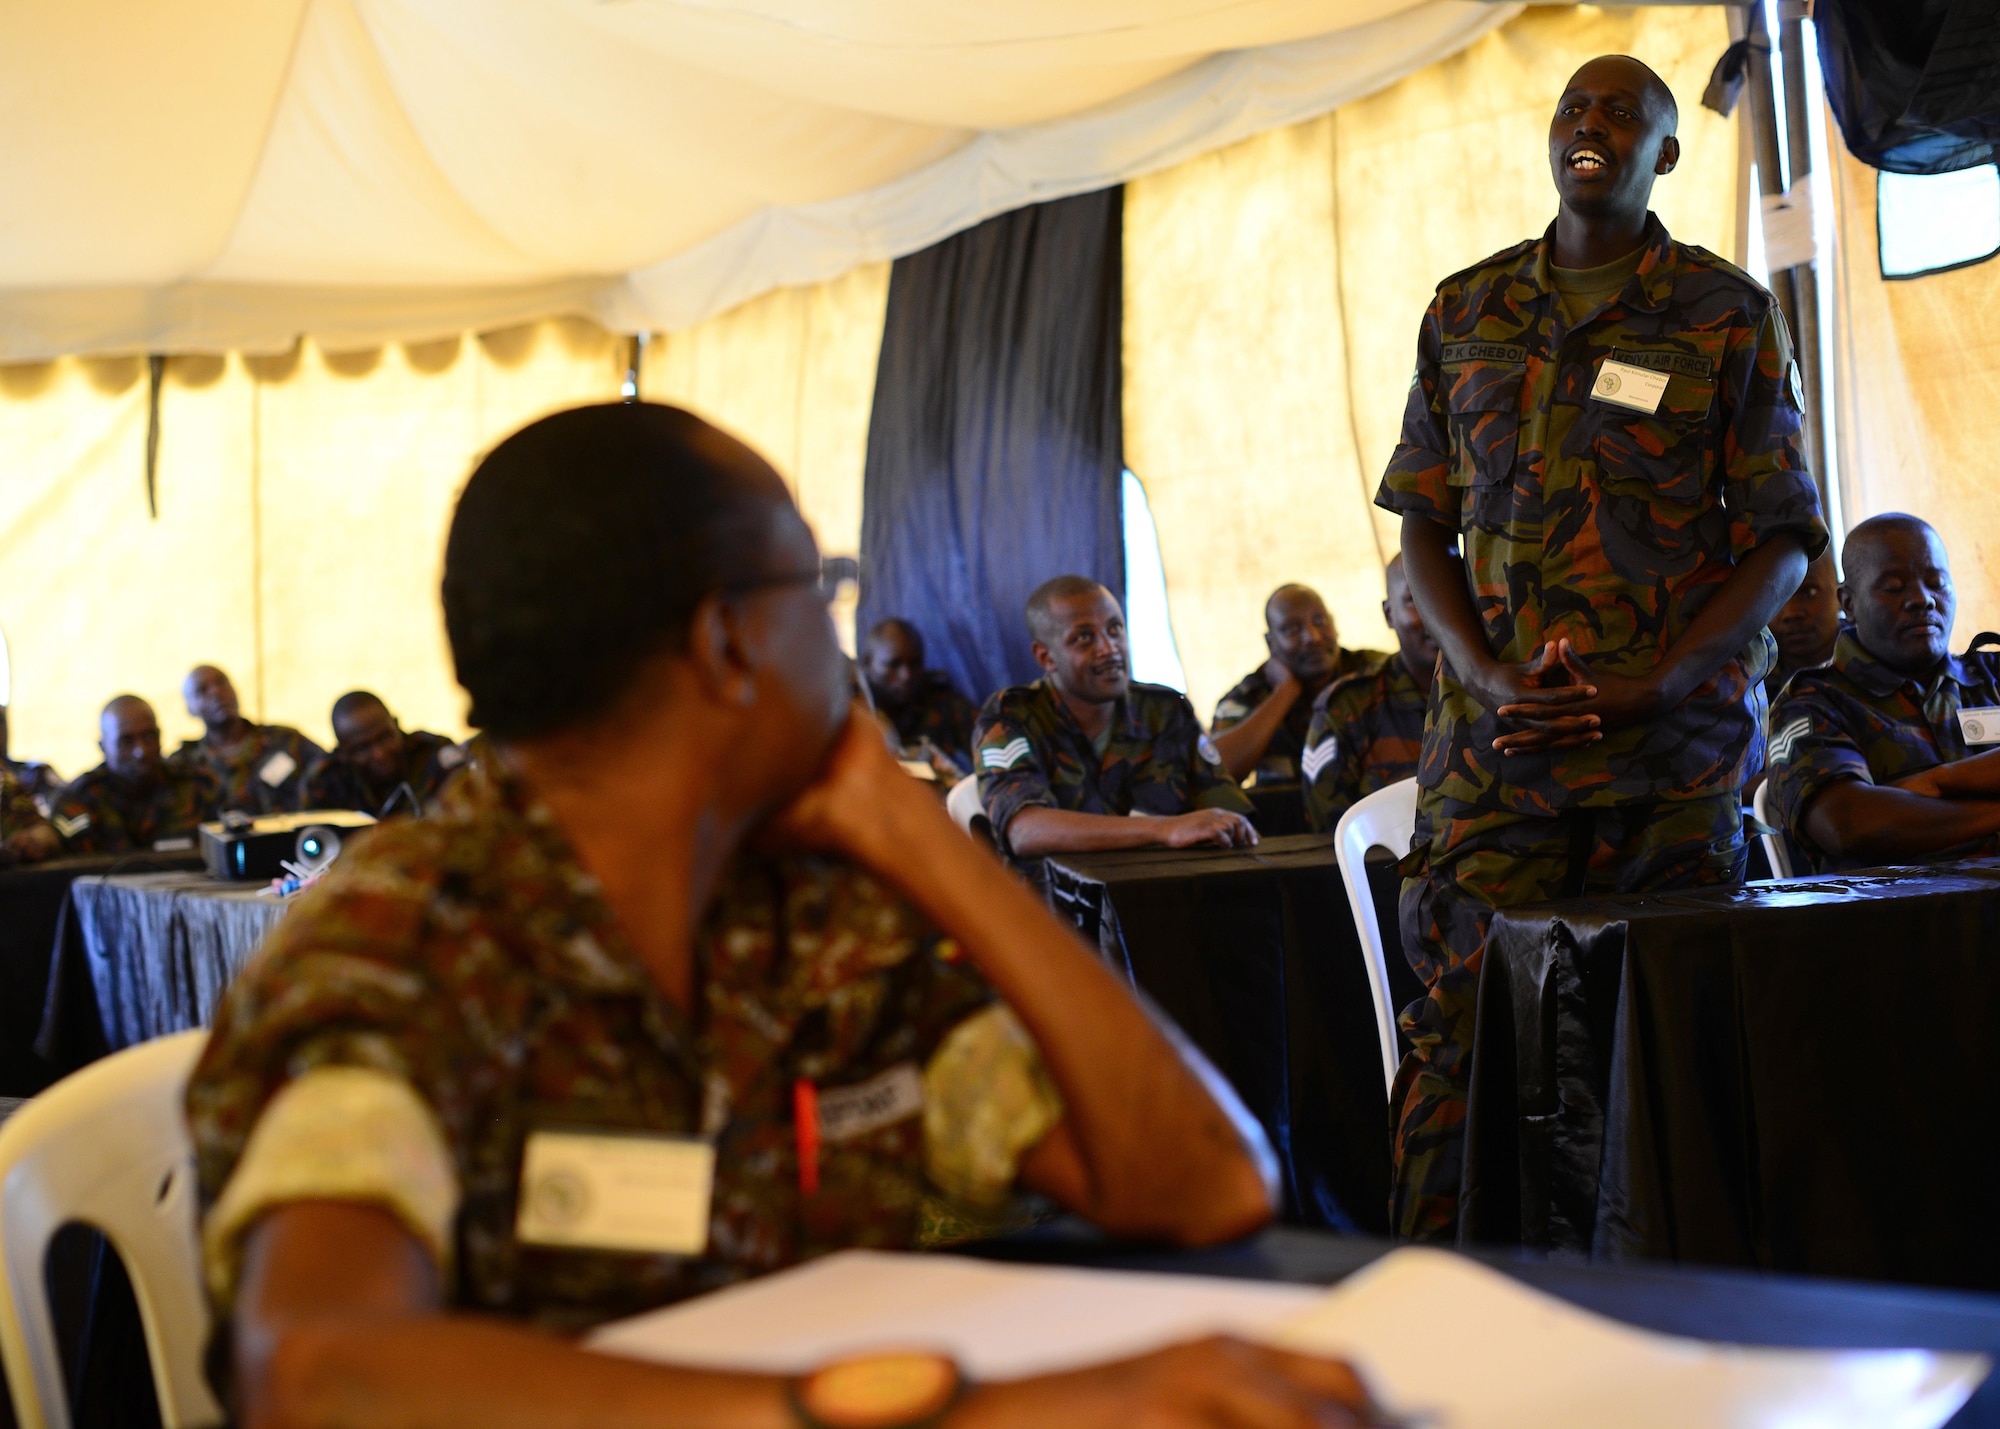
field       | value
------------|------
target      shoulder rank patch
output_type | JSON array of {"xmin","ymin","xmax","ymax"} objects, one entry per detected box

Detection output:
[
  {"xmin": 980, "ymin": 737, "xmax": 1032, "ymax": 772},
  {"xmin": 1301, "ymin": 737, "xmax": 1339, "ymax": 785},
  {"xmin": 1213, "ymin": 699, "xmax": 1250, "ymax": 722},
  {"xmin": 1440, "ymin": 342, "xmax": 1528, "ymax": 367},
  {"xmin": 1769, "ymin": 716, "xmax": 1812, "ymax": 765},
  {"xmin": 53, "ymin": 812, "xmax": 90, "ymax": 838},
  {"xmin": 1611, "ymin": 348, "xmax": 1716, "ymax": 379},
  {"xmin": 1197, "ymin": 734, "xmax": 1223, "ymax": 766}
]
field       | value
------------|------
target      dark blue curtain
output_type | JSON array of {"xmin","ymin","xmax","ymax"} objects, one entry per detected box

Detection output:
[{"xmin": 856, "ymin": 188, "xmax": 1125, "ymax": 708}]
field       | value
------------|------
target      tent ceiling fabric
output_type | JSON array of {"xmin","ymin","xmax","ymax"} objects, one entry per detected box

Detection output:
[{"xmin": 0, "ymin": 0, "xmax": 1515, "ymax": 359}]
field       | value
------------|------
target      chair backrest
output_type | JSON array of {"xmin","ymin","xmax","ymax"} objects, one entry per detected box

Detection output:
[
  {"xmin": 0, "ymin": 1030, "xmax": 220, "ymax": 1429},
  {"xmin": 1332, "ymin": 778, "xmax": 1419, "ymax": 1099},
  {"xmin": 945, "ymin": 774, "xmax": 983, "ymax": 835},
  {"xmin": 1751, "ymin": 779, "xmax": 1795, "ymax": 880}
]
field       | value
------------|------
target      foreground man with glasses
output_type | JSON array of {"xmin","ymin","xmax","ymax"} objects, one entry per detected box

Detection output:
[{"xmin": 187, "ymin": 403, "xmax": 1376, "ymax": 1428}]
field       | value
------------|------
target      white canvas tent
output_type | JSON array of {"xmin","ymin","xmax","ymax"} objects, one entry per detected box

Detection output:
[{"xmin": 0, "ymin": 0, "xmax": 1517, "ymax": 359}]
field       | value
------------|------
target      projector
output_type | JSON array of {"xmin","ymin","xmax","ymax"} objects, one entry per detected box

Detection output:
[{"xmin": 199, "ymin": 809, "xmax": 378, "ymax": 882}]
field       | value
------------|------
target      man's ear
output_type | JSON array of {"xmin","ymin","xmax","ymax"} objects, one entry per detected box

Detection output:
[
  {"xmin": 688, "ymin": 593, "xmax": 759, "ymax": 707},
  {"xmin": 1381, "ymin": 600, "xmax": 1393, "ymax": 629},
  {"xmin": 1837, "ymin": 581, "xmax": 1853, "ymax": 623},
  {"xmin": 1264, "ymin": 629, "xmax": 1281, "ymax": 659},
  {"xmin": 1030, "ymin": 639, "xmax": 1055, "ymax": 676},
  {"xmin": 1655, "ymin": 133, "xmax": 1681, "ymax": 177}
]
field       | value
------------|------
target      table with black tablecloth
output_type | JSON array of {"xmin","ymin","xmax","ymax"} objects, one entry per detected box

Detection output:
[
  {"xmin": 1246, "ymin": 779, "xmax": 1308, "ymax": 837},
  {"xmin": 1462, "ymin": 858, "xmax": 2000, "ymax": 1292},
  {"xmin": 1044, "ymin": 834, "xmax": 1423, "ymax": 1233},
  {"xmin": 36, "ymin": 871, "xmax": 295, "ymax": 1074},
  {"xmin": 0, "ymin": 853, "xmax": 202, "ymax": 1095}
]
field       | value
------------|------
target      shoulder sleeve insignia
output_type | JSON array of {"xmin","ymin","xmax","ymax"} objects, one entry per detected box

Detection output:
[
  {"xmin": 1301, "ymin": 737, "xmax": 1340, "ymax": 785},
  {"xmin": 980, "ymin": 737, "xmax": 1033, "ymax": 772},
  {"xmin": 1196, "ymin": 733, "xmax": 1223, "ymax": 766},
  {"xmin": 53, "ymin": 812, "xmax": 91, "ymax": 838},
  {"xmin": 1769, "ymin": 716, "xmax": 1812, "ymax": 765}
]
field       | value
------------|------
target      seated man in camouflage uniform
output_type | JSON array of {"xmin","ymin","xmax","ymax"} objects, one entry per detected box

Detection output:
[
  {"xmin": 189, "ymin": 404, "xmax": 1374, "ymax": 1429},
  {"xmin": 300, "ymin": 690, "xmax": 464, "ymax": 816},
  {"xmin": 170, "ymin": 665, "xmax": 324, "ymax": 815},
  {"xmin": 1302, "ymin": 557, "xmax": 1438, "ymax": 833},
  {"xmin": 1765, "ymin": 546, "xmax": 1841, "ymax": 705},
  {"xmin": 1768, "ymin": 514, "xmax": 2000, "ymax": 873},
  {"xmin": 0, "ymin": 705, "xmax": 63, "ymax": 816},
  {"xmin": 51, "ymin": 696, "xmax": 222, "ymax": 854},
  {"xmin": 974, "ymin": 576, "xmax": 1257, "ymax": 885},
  {"xmin": 860, "ymin": 617, "xmax": 981, "ymax": 775},
  {"xmin": 0, "ymin": 763, "xmax": 59, "ymax": 863},
  {"xmin": 1209, "ymin": 584, "xmax": 1386, "ymax": 784}
]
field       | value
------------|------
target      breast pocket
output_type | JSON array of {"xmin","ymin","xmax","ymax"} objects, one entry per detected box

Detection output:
[
  {"xmin": 1444, "ymin": 365, "xmax": 1523, "ymax": 523},
  {"xmin": 1593, "ymin": 368, "xmax": 1716, "ymax": 508}
]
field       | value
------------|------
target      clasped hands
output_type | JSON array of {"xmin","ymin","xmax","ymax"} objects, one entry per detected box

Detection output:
[{"xmin": 1470, "ymin": 638, "xmax": 1666, "ymax": 756}]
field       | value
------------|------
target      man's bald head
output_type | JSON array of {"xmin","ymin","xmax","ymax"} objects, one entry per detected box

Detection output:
[
  {"xmin": 1264, "ymin": 584, "xmax": 1341, "ymax": 688},
  {"xmin": 183, "ymin": 664, "xmax": 241, "ymax": 730},
  {"xmin": 1840, "ymin": 514, "xmax": 1956, "ymax": 674},
  {"xmin": 1026, "ymin": 575, "xmax": 1115, "ymax": 647},
  {"xmin": 862, "ymin": 618, "xmax": 925, "ymax": 710},
  {"xmin": 1568, "ymin": 55, "xmax": 1677, "ymax": 132},
  {"xmin": 1551, "ymin": 54, "xmax": 1681, "ymax": 224},
  {"xmin": 100, "ymin": 695, "xmax": 163, "ymax": 782}
]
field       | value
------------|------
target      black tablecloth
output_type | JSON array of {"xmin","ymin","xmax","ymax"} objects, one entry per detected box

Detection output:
[
  {"xmin": 1463, "ymin": 858, "xmax": 2000, "ymax": 1291},
  {"xmin": 0, "ymin": 853, "xmax": 200, "ymax": 1095},
  {"xmin": 1044, "ymin": 834, "xmax": 1423, "ymax": 1233},
  {"xmin": 974, "ymin": 1222, "xmax": 2000, "ymax": 1428},
  {"xmin": 1246, "ymin": 780, "xmax": 1308, "ymax": 837}
]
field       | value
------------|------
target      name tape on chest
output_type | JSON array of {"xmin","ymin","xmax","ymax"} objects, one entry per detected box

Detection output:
[
  {"xmin": 515, "ymin": 1129, "xmax": 714, "ymax": 1256},
  {"xmin": 1590, "ymin": 358, "xmax": 1671, "ymax": 415},
  {"xmin": 1440, "ymin": 341, "xmax": 1528, "ymax": 367},
  {"xmin": 981, "ymin": 737, "xmax": 1032, "ymax": 771},
  {"xmin": 1959, "ymin": 708, "xmax": 2000, "ymax": 746},
  {"xmin": 258, "ymin": 751, "xmax": 298, "ymax": 787},
  {"xmin": 1301, "ymin": 737, "xmax": 1340, "ymax": 785},
  {"xmin": 816, "ymin": 1062, "xmax": 925, "ymax": 1143}
]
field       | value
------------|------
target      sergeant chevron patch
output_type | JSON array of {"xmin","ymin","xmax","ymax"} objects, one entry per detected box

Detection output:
[
  {"xmin": 1301, "ymin": 737, "xmax": 1339, "ymax": 785},
  {"xmin": 980, "ymin": 737, "xmax": 1032, "ymax": 771},
  {"xmin": 1768, "ymin": 717, "xmax": 1811, "ymax": 765}
]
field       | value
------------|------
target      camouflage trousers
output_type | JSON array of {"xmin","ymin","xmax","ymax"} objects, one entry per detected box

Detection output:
[{"xmin": 1388, "ymin": 787, "xmax": 1747, "ymax": 1241}]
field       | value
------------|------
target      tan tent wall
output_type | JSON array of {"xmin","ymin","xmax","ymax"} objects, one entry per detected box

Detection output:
[
  {"xmin": 1122, "ymin": 3, "xmax": 1745, "ymax": 721},
  {"xmin": 1830, "ymin": 144, "xmax": 2000, "ymax": 635}
]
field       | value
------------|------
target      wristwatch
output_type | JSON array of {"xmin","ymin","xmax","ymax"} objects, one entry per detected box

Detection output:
[{"xmin": 786, "ymin": 1351, "xmax": 968, "ymax": 1429}]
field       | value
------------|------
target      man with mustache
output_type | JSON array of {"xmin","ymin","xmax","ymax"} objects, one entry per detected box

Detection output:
[
  {"xmin": 1302, "ymin": 558, "xmax": 1438, "ymax": 833},
  {"xmin": 1210, "ymin": 585, "xmax": 1385, "ymax": 785},
  {"xmin": 50, "ymin": 695, "xmax": 223, "ymax": 853},
  {"xmin": 973, "ymin": 575, "xmax": 1257, "ymax": 890},
  {"xmin": 1768, "ymin": 514, "xmax": 2000, "ymax": 874},
  {"xmin": 1375, "ymin": 54, "xmax": 1826, "ymax": 1239}
]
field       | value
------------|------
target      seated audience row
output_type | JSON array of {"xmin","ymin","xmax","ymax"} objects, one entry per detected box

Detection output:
[{"xmin": 187, "ymin": 403, "xmax": 1371, "ymax": 1426}]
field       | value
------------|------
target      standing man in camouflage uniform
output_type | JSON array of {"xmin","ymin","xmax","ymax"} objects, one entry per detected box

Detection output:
[
  {"xmin": 1302, "ymin": 557, "xmax": 1437, "ymax": 833},
  {"xmin": 300, "ymin": 690, "xmax": 464, "ymax": 816},
  {"xmin": 1768, "ymin": 514, "xmax": 2000, "ymax": 873},
  {"xmin": 1377, "ymin": 55, "xmax": 1826, "ymax": 1239},
  {"xmin": 50, "ymin": 696, "xmax": 222, "ymax": 853},
  {"xmin": 170, "ymin": 665, "xmax": 323, "ymax": 814},
  {"xmin": 974, "ymin": 576, "xmax": 1257, "ymax": 886},
  {"xmin": 1210, "ymin": 584, "xmax": 1386, "ymax": 784},
  {"xmin": 860, "ymin": 617, "xmax": 981, "ymax": 775},
  {"xmin": 187, "ymin": 404, "xmax": 1377, "ymax": 1428}
]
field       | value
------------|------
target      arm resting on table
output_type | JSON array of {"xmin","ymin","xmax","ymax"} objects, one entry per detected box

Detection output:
[
  {"xmin": 1802, "ymin": 780, "xmax": 2000, "ymax": 865},
  {"xmin": 1209, "ymin": 685, "xmax": 1299, "ymax": 784},
  {"xmin": 1005, "ymin": 806, "xmax": 1254, "ymax": 858}
]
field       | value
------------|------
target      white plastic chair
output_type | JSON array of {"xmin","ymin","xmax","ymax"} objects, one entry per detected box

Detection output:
[
  {"xmin": 1751, "ymin": 780, "xmax": 1795, "ymax": 880},
  {"xmin": 945, "ymin": 774, "xmax": 983, "ymax": 834},
  {"xmin": 1332, "ymin": 778, "xmax": 1419, "ymax": 1098},
  {"xmin": 0, "ymin": 1030, "xmax": 221, "ymax": 1429}
]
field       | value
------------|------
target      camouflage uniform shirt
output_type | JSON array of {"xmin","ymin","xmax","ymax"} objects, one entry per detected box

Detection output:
[
  {"xmin": 1210, "ymin": 648, "xmax": 1389, "ymax": 781},
  {"xmin": 1375, "ymin": 214, "xmax": 1827, "ymax": 814},
  {"xmin": 973, "ymin": 680, "xmax": 1252, "ymax": 874},
  {"xmin": 881, "ymin": 674, "xmax": 982, "ymax": 775},
  {"xmin": 169, "ymin": 723, "xmax": 325, "ymax": 815},
  {"xmin": 187, "ymin": 759, "xmax": 1059, "ymax": 1331},
  {"xmin": 1301, "ymin": 657, "xmax": 1430, "ymax": 832},
  {"xmin": 1767, "ymin": 631, "xmax": 2000, "ymax": 873},
  {"xmin": 302, "ymin": 730, "xmax": 465, "ymax": 817},
  {"xmin": 48, "ymin": 764, "xmax": 222, "ymax": 853},
  {"xmin": 0, "ymin": 765, "xmax": 53, "ymax": 848},
  {"xmin": 2, "ymin": 757, "xmax": 62, "ymax": 818}
]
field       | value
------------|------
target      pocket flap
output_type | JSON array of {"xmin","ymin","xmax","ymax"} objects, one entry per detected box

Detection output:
[{"xmin": 1445, "ymin": 364, "xmax": 1523, "ymax": 415}]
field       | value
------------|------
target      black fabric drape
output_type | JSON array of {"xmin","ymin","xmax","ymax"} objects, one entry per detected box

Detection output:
[
  {"xmin": 858, "ymin": 189, "xmax": 1126, "ymax": 706},
  {"xmin": 1816, "ymin": 0, "xmax": 2000, "ymax": 174}
]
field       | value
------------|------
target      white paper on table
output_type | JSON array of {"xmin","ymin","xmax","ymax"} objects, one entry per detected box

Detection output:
[{"xmin": 586, "ymin": 1246, "xmax": 1990, "ymax": 1429}]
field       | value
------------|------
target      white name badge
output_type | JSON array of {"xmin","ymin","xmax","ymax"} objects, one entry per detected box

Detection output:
[
  {"xmin": 1959, "ymin": 707, "xmax": 2000, "ymax": 746},
  {"xmin": 1591, "ymin": 358, "xmax": 1671, "ymax": 414},
  {"xmin": 258, "ymin": 751, "xmax": 298, "ymax": 787},
  {"xmin": 818, "ymin": 1062, "xmax": 925, "ymax": 1143},
  {"xmin": 516, "ymin": 1130, "xmax": 714, "ymax": 1256}
]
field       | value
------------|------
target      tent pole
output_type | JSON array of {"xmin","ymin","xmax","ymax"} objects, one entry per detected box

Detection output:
[{"xmin": 1777, "ymin": 1, "xmax": 1829, "ymax": 512}]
